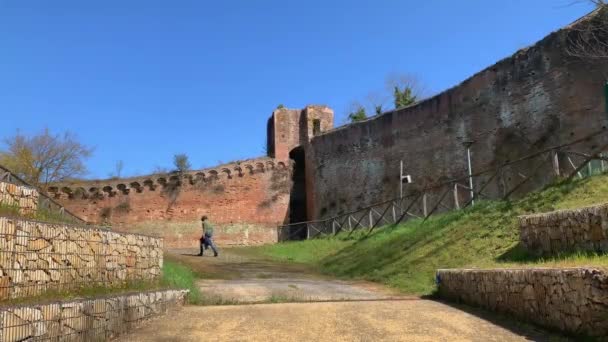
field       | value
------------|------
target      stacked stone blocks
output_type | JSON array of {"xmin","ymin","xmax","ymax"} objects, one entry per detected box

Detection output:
[
  {"xmin": 0, "ymin": 182, "xmax": 39, "ymax": 216},
  {"xmin": 0, "ymin": 289, "xmax": 188, "ymax": 342},
  {"xmin": 0, "ymin": 217, "xmax": 163, "ymax": 300},
  {"xmin": 519, "ymin": 203, "xmax": 608, "ymax": 256},
  {"xmin": 437, "ymin": 268, "xmax": 608, "ymax": 338}
]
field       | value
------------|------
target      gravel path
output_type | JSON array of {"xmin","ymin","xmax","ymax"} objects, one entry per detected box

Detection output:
[{"xmin": 116, "ymin": 248, "xmax": 569, "ymax": 341}]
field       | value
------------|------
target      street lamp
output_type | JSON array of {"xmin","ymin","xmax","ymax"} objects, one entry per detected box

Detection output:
[{"xmin": 462, "ymin": 140, "xmax": 475, "ymax": 206}]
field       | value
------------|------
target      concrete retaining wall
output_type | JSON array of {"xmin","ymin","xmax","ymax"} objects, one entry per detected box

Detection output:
[
  {"xmin": 0, "ymin": 182, "xmax": 38, "ymax": 215},
  {"xmin": 0, "ymin": 289, "xmax": 188, "ymax": 342},
  {"xmin": 519, "ymin": 204, "xmax": 608, "ymax": 256},
  {"xmin": 0, "ymin": 217, "xmax": 163, "ymax": 299},
  {"xmin": 437, "ymin": 268, "xmax": 608, "ymax": 338}
]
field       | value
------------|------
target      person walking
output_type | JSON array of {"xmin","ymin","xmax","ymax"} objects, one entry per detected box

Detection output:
[{"xmin": 198, "ymin": 215, "xmax": 219, "ymax": 257}]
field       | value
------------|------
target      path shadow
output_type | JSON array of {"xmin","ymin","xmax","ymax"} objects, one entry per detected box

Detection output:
[{"xmin": 425, "ymin": 297, "xmax": 585, "ymax": 342}]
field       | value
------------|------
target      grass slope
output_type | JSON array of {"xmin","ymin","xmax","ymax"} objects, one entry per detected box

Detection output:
[{"xmin": 243, "ymin": 174, "xmax": 608, "ymax": 295}]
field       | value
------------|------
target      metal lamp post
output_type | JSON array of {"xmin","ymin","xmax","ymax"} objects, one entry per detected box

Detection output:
[{"xmin": 463, "ymin": 140, "xmax": 475, "ymax": 206}]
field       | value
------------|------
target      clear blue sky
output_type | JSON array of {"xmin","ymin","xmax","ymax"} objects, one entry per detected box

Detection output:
[{"xmin": 0, "ymin": 0, "xmax": 596, "ymax": 179}]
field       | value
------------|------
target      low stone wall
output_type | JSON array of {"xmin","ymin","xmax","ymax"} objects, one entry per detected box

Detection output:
[
  {"xmin": 0, "ymin": 289, "xmax": 188, "ymax": 342},
  {"xmin": 0, "ymin": 182, "xmax": 38, "ymax": 215},
  {"xmin": 437, "ymin": 268, "xmax": 608, "ymax": 338},
  {"xmin": 114, "ymin": 221, "xmax": 279, "ymax": 249},
  {"xmin": 519, "ymin": 204, "xmax": 608, "ymax": 256},
  {"xmin": 0, "ymin": 217, "xmax": 163, "ymax": 299}
]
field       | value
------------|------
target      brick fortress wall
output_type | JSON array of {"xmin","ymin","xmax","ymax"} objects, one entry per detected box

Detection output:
[
  {"xmin": 49, "ymin": 157, "xmax": 291, "ymax": 247},
  {"xmin": 305, "ymin": 11, "xmax": 608, "ymax": 220}
]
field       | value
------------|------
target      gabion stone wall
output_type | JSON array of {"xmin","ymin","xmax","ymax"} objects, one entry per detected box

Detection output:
[
  {"xmin": 0, "ymin": 217, "xmax": 163, "ymax": 300},
  {"xmin": 0, "ymin": 289, "xmax": 188, "ymax": 342},
  {"xmin": 437, "ymin": 268, "xmax": 608, "ymax": 338},
  {"xmin": 0, "ymin": 182, "xmax": 38, "ymax": 215},
  {"xmin": 519, "ymin": 204, "xmax": 608, "ymax": 256}
]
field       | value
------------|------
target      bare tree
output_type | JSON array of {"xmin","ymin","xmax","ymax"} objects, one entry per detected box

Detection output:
[
  {"xmin": 0, "ymin": 128, "xmax": 93, "ymax": 188},
  {"xmin": 109, "ymin": 160, "xmax": 124, "ymax": 179},
  {"xmin": 566, "ymin": 3, "xmax": 608, "ymax": 69}
]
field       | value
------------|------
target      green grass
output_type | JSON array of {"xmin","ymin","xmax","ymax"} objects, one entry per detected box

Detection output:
[
  {"xmin": 244, "ymin": 174, "xmax": 608, "ymax": 295},
  {"xmin": 0, "ymin": 280, "xmax": 165, "ymax": 308},
  {"xmin": 161, "ymin": 257, "xmax": 203, "ymax": 304},
  {"xmin": 0, "ymin": 257, "xmax": 203, "ymax": 307}
]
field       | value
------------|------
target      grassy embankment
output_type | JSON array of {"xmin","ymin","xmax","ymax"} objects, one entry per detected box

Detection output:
[{"xmin": 240, "ymin": 173, "xmax": 608, "ymax": 295}]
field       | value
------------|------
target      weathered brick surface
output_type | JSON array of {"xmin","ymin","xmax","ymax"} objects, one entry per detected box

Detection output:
[
  {"xmin": 437, "ymin": 268, "xmax": 608, "ymax": 338},
  {"xmin": 0, "ymin": 289, "xmax": 187, "ymax": 342},
  {"xmin": 305, "ymin": 11, "xmax": 608, "ymax": 220},
  {"xmin": 0, "ymin": 217, "xmax": 162, "ymax": 299},
  {"xmin": 268, "ymin": 105, "xmax": 333, "ymax": 160},
  {"xmin": 520, "ymin": 203, "xmax": 608, "ymax": 256},
  {"xmin": 0, "ymin": 182, "xmax": 38, "ymax": 215},
  {"xmin": 49, "ymin": 157, "xmax": 291, "ymax": 246}
]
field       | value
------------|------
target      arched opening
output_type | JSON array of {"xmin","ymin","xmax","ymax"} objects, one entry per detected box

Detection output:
[{"xmin": 289, "ymin": 146, "xmax": 307, "ymax": 238}]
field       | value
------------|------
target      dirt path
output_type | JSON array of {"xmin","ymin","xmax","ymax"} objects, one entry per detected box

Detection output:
[
  {"xmin": 169, "ymin": 248, "xmax": 401, "ymax": 303},
  {"xmin": 117, "ymin": 248, "xmax": 569, "ymax": 341}
]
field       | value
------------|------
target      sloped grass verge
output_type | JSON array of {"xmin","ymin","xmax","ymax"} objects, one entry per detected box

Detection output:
[{"xmin": 244, "ymin": 174, "xmax": 608, "ymax": 295}]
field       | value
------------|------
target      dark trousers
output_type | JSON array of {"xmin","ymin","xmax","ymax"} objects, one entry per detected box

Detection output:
[{"xmin": 200, "ymin": 235, "xmax": 218, "ymax": 255}]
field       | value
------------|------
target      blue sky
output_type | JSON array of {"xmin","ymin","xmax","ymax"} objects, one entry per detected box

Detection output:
[{"xmin": 0, "ymin": 0, "xmax": 597, "ymax": 179}]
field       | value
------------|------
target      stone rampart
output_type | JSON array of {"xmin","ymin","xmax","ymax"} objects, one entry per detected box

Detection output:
[
  {"xmin": 305, "ymin": 10, "xmax": 608, "ymax": 221},
  {"xmin": 437, "ymin": 268, "xmax": 608, "ymax": 338},
  {"xmin": 0, "ymin": 289, "xmax": 188, "ymax": 342},
  {"xmin": 519, "ymin": 204, "xmax": 608, "ymax": 256},
  {"xmin": 0, "ymin": 182, "xmax": 38, "ymax": 215},
  {"xmin": 0, "ymin": 217, "xmax": 163, "ymax": 300}
]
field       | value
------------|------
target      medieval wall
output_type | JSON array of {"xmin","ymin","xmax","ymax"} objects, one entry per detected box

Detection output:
[
  {"xmin": 305, "ymin": 12, "xmax": 608, "ymax": 220},
  {"xmin": 268, "ymin": 105, "xmax": 334, "ymax": 160},
  {"xmin": 50, "ymin": 157, "xmax": 291, "ymax": 247}
]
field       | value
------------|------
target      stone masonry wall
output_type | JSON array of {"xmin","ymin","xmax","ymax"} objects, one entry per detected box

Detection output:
[
  {"xmin": 0, "ymin": 217, "xmax": 163, "ymax": 300},
  {"xmin": 305, "ymin": 10, "xmax": 608, "ymax": 221},
  {"xmin": 113, "ymin": 220, "xmax": 279, "ymax": 249},
  {"xmin": 437, "ymin": 268, "xmax": 608, "ymax": 338},
  {"xmin": 0, "ymin": 289, "xmax": 188, "ymax": 342},
  {"xmin": 520, "ymin": 203, "xmax": 608, "ymax": 256},
  {"xmin": 0, "ymin": 182, "xmax": 38, "ymax": 215}
]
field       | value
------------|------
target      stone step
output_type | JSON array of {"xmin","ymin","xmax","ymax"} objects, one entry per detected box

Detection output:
[{"xmin": 519, "ymin": 203, "xmax": 608, "ymax": 256}]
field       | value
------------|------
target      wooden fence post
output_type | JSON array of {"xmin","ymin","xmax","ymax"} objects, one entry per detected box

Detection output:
[
  {"xmin": 422, "ymin": 193, "xmax": 428, "ymax": 217},
  {"xmin": 453, "ymin": 184, "xmax": 460, "ymax": 210},
  {"xmin": 553, "ymin": 151, "xmax": 560, "ymax": 177}
]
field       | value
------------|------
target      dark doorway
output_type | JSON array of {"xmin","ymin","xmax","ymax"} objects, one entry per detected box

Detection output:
[{"xmin": 289, "ymin": 147, "xmax": 307, "ymax": 239}]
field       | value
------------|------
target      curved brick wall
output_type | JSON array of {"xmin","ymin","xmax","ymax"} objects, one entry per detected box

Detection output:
[{"xmin": 305, "ymin": 10, "xmax": 608, "ymax": 221}]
